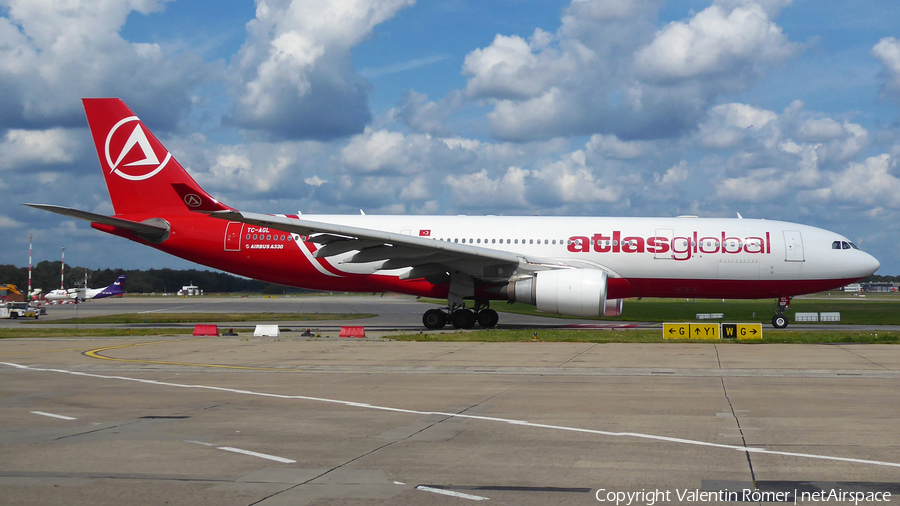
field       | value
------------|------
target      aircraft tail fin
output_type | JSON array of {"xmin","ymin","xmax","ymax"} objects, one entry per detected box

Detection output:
[
  {"xmin": 106, "ymin": 275, "xmax": 126, "ymax": 296},
  {"xmin": 82, "ymin": 98, "xmax": 231, "ymax": 216}
]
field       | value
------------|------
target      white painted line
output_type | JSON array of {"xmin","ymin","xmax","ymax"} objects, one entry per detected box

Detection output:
[
  {"xmin": 417, "ymin": 485, "xmax": 489, "ymax": 501},
  {"xmin": 185, "ymin": 440, "xmax": 215, "ymax": 447},
  {"xmin": 394, "ymin": 481, "xmax": 406, "ymax": 485},
  {"xmin": 217, "ymin": 446, "xmax": 296, "ymax": 463},
  {"xmin": 137, "ymin": 300, "xmax": 224, "ymax": 314},
  {"xmin": 5, "ymin": 362, "xmax": 900, "ymax": 470},
  {"xmin": 30, "ymin": 411, "xmax": 76, "ymax": 420}
]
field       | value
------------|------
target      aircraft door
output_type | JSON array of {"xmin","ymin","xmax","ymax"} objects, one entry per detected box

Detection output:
[
  {"xmin": 654, "ymin": 228, "xmax": 674, "ymax": 259},
  {"xmin": 224, "ymin": 222, "xmax": 244, "ymax": 252},
  {"xmin": 783, "ymin": 230, "xmax": 804, "ymax": 262}
]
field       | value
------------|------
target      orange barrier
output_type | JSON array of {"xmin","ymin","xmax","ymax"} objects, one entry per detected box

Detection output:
[
  {"xmin": 339, "ymin": 326, "xmax": 366, "ymax": 338},
  {"xmin": 192, "ymin": 324, "xmax": 219, "ymax": 336}
]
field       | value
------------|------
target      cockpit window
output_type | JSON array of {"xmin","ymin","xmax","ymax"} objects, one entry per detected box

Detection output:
[{"xmin": 833, "ymin": 240, "xmax": 860, "ymax": 250}]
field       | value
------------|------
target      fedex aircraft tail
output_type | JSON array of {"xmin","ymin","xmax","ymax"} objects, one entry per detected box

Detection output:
[
  {"xmin": 82, "ymin": 99, "xmax": 230, "ymax": 216},
  {"xmin": 90, "ymin": 275, "xmax": 127, "ymax": 300}
]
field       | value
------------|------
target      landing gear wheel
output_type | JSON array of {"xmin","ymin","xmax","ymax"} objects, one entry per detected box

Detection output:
[
  {"xmin": 422, "ymin": 309, "xmax": 447, "ymax": 329},
  {"xmin": 450, "ymin": 309, "xmax": 476, "ymax": 329},
  {"xmin": 772, "ymin": 313, "xmax": 788, "ymax": 329},
  {"xmin": 477, "ymin": 309, "xmax": 499, "ymax": 328},
  {"xmin": 10, "ymin": 313, "xmax": 17, "ymax": 319}
]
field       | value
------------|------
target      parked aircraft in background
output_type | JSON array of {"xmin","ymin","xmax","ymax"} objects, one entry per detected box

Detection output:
[
  {"xmin": 26, "ymin": 99, "xmax": 879, "ymax": 328},
  {"xmin": 44, "ymin": 275, "xmax": 126, "ymax": 302}
]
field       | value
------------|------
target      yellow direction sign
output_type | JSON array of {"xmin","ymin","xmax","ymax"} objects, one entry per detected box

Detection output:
[
  {"xmin": 722, "ymin": 323, "xmax": 763, "ymax": 340},
  {"xmin": 690, "ymin": 323, "xmax": 720, "ymax": 340},
  {"xmin": 663, "ymin": 323, "xmax": 690, "ymax": 339},
  {"xmin": 664, "ymin": 323, "xmax": 720, "ymax": 340}
]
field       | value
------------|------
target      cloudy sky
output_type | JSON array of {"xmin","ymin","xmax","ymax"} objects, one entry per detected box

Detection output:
[{"xmin": 2, "ymin": 0, "xmax": 900, "ymax": 275}]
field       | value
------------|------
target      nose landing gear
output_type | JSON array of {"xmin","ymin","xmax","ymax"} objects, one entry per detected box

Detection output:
[{"xmin": 772, "ymin": 296, "xmax": 791, "ymax": 329}]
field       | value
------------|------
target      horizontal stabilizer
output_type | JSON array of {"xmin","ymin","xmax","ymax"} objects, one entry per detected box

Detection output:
[{"xmin": 23, "ymin": 204, "xmax": 170, "ymax": 242}]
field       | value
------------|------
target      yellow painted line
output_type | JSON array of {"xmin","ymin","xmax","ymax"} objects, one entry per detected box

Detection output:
[
  {"xmin": 83, "ymin": 340, "xmax": 299, "ymax": 372},
  {"xmin": 0, "ymin": 346, "xmax": 104, "ymax": 357}
]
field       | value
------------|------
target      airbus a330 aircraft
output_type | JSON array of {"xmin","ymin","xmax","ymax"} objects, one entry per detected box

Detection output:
[
  {"xmin": 44, "ymin": 275, "xmax": 127, "ymax": 302},
  {"xmin": 27, "ymin": 99, "xmax": 879, "ymax": 328}
]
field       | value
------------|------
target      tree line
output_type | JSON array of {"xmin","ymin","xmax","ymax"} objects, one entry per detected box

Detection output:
[{"xmin": 0, "ymin": 261, "xmax": 302, "ymax": 295}]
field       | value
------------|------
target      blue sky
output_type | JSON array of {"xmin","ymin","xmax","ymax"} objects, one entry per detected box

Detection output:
[{"xmin": 2, "ymin": 0, "xmax": 900, "ymax": 278}]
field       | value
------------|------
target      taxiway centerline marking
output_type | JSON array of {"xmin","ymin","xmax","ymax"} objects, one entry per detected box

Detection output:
[
  {"xmin": 217, "ymin": 446, "xmax": 296, "ymax": 464},
  {"xmin": 186, "ymin": 440, "xmax": 295, "ymax": 463},
  {"xmin": 30, "ymin": 411, "xmax": 76, "ymax": 421},
  {"xmin": 416, "ymin": 485, "xmax": 489, "ymax": 501},
  {"xmin": 5, "ymin": 361, "xmax": 900, "ymax": 470}
]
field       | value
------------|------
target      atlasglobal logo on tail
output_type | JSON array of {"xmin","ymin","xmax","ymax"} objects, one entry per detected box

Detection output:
[
  {"xmin": 568, "ymin": 231, "xmax": 772, "ymax": 261},
  {"xmin": 105, "ymin": 116, "xmax": 172, "ymax": 181}
]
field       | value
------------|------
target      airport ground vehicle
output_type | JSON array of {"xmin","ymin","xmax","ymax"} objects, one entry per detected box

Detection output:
[
  {"xmin": 0, "ymin": 302, "xmax": 38, "ymax": 319},
  {"xmin": 26, "ymin": 99, "xmax": 881, "ymax": 329}
]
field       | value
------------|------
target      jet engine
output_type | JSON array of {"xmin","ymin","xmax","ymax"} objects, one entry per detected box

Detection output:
[
  {"xmin": 604, "ymin": 298, "xmax": 624, "ymax": 316},
  {"xmin": 506, "ymin": 269, "xmax": 608, "ymax": 317}
]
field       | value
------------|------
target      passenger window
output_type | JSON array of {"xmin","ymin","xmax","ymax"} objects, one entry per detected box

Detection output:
[
  {"xmin": 529, "ymin": 239, "xmax": 533, "ymax": 244},
  {"xmin": 492, "ymin": 239, "xmax": 496, "ymax": 244}
]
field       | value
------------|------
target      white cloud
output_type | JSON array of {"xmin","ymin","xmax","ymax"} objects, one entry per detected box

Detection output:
[
  {"xmin": 228, "ymin": 0, "xmax": 414, "ymax": 139},
  {"xmin": 697, "ymin": 103, "xmax": 778, "ymax": 149},
  {"xmin": 0, "ymin": 0, "xmax": 207, "ymax": 129},
  {"xmin": 0, "ymin": 128, "xmax": 81, "ymax": 170},
  {"xmin": 0, "ymin": 215, "xmax": 22, "ymax": 228},
  {"xmin": 634, "ymin": 3, "xmax": 794, "ymax": 82},
  {"xmin": 829, "ymin": 154, "xmax": 900, "ymax": 207},
  {"xmin": 586, "ymin": 134, "xmax": 650, "ymax": 159},
  {"xmin": 461, "ymin": 0, "xmax": 795, "ymax": 142},
  {"xmin": 304, "ymin": 175, "xmax": 327, "ymax": 187},
  {"xmin": 655, "ymin": 161, "xmax": 689, "ymax": 185},
  {"xmin": 463, "ymin": 31, "xmax": 576, "ymax": 100},
  {"xmin": 444, "ymin": 167, "xmax": 531, "ymax": 209},
  {"xmin": 872, "ymin": 37, "xmax": 900, "ymax": 102}
]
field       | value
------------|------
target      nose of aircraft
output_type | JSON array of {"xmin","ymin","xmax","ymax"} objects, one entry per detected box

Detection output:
[{"xmin": 862, "ymin": 251, "xmax": 880, "ymax": 276}]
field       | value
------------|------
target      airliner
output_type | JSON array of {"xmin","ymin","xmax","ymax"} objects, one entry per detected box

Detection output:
[
  {"xmin": 26, "ymin": 99, "xmax": 879, "ymax": 328},
  {"xmin": 45, "ymin": 275, "xmax": 127, "ymax": 302}
]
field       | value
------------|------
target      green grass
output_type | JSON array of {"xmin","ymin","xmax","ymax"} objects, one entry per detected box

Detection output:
[
  {"xmin": 0, "ymin": 328, "xmax": 195, "ymax": 338},
  {"xmin": 26, "ymin": 312, "xmax": 375, "ymax": 324},
  {"xmin": 390, "ymin": 328, "xmax": 900, "ymax": 344},
  {"xmin": 459, "ymin": 296, "xmax": 900, "ymax": 325}
]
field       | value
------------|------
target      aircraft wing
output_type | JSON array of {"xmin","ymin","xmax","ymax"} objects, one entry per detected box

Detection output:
[{"xmin": 209, "ymin": 210, "xmax": 577, "ymax": 283}]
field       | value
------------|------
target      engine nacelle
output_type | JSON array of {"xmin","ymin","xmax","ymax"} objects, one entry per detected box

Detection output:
[
  {"xmin": 507, "ymin": 269, "xmax": 608, "ymax": 317},
  {"xmin": 604, "ymin": 298, "xmax": 624, "ymax": 316}
]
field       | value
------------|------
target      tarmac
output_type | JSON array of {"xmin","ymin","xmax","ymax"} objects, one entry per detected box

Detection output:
[{"xmin": 1, "ymin": 296, "xmax": 899, "ymax": 505}]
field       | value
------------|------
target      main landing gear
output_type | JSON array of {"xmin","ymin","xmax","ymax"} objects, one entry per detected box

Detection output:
[
  {"xmin": 771, "ymin": 296, "xmax": 791, "ymax": 329},
  {"xmin": 422, "ymin": 301, "xmax": 499, "ymax": 330}
]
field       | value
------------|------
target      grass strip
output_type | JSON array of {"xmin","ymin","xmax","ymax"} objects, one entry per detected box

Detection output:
[
  {"xmin": 0, "ymin": 328, "xmax": 195, "ymax": 338},
  {"xmin": 25, "ymin": 312, "xmax": 375, "ymax": 324},
  {"xmin": 417, "ymin": 297, "xmax": 900, "ymax": 326}
]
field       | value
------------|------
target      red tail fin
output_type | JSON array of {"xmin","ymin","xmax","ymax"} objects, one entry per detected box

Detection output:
[{"xmin": 82, "ymin": 98, "xmax": 230, "ymax": 216}]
